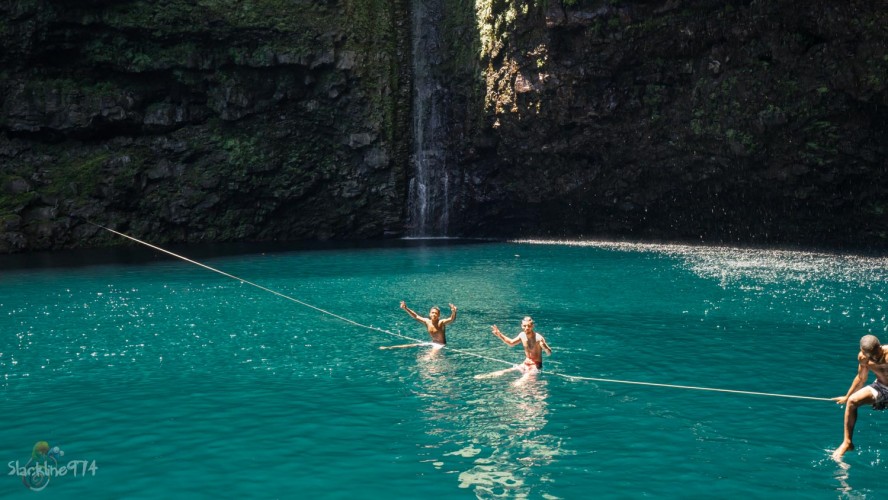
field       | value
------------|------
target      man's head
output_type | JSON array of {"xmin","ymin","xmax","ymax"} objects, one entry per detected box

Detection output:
[
  {"xmin": 521, "ymin": 316, "xmax": 534, "ymax": 333},
  {"xmin": 861, "ymin": 335, "xmax": 882, "ymax": 360},
  {"xmin": 429, "ymin": 306, "xmax": 440, "ymax": 320}
]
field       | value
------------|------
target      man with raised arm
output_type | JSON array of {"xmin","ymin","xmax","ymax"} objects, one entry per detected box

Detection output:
[
  {"xmin": 833, "ymin": 334, "xmax": 888, "ymax": 459},
  {"xmin": 380, "ymin": 301, "xmax": 457, "ymax": 350},
  {"xmin": 476, "ymin": 316, "xmax": 552, "ymax": 381}
]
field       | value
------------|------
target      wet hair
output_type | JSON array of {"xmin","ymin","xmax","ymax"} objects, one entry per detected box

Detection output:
[
  {"xmin": 522, "ymin": 316, "xmax": 534, "ymax": 325},
  {"xmin": 861, "ymin": 335, "xmax": 881, "ymax": 352},
  {"xmin": 430, "ymin": 306, "xmax": 440, "ymax": 313}
]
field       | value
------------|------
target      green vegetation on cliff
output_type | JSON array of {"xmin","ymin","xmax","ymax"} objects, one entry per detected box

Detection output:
[{"xmin": 0, "ymin": 0, "xmax": 411, "ymax": 252}]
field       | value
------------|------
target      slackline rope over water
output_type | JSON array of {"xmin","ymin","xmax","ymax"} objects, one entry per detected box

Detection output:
[{"xmin": 91, "ymin": 222, "xmax": 832, "ymax": 402}]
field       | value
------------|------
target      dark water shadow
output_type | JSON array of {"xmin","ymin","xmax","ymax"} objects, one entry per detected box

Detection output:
[{"xmin": 0, "ymin": 238, "xmax": 501, "ymax": 272}]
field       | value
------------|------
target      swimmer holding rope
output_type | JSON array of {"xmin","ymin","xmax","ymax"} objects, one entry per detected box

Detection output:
[
  {"xmin": 476, "ymin": 316, "xmax": 552, "ymax": 383},
  {"xmin": 832, "ymin": 334, "xmax": 888, "ymax": 459},
  {"xmin": 380, "ymin": 302, "xmax": 457, "ymax": 350}
]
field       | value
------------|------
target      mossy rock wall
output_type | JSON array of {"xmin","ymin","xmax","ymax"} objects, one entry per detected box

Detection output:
[
  {"xmin": 0, "ymin": 0, "xmax": 411, "ymax": 251},
  {"xmin": 2, "ymin": 0, "xmax": 886, "ymax": 252},
  {"xmin": 451, "ymin": 0, "xmax": 887, "ymax": 249}
]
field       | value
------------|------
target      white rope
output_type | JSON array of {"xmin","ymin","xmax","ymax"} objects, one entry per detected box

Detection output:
[
  {"xmin": 92, "ymin": 223, "xmax": 424, "ymax": 338},
  {"xmin": 93, "ymin": 222, "xmax": 833, "ymax": 402},
  {"xmin": 547, "ymin": 372, "xmax": 833, "ymax": 401},
  {"xmin": 94, "ymin": 224, "xmax": 369, "ymax": 327}
]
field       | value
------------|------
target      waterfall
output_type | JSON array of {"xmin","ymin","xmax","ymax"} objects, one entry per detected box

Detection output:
[{"xmin": 407, "ymin": 0, "xmax": 449, "ymax": 237}]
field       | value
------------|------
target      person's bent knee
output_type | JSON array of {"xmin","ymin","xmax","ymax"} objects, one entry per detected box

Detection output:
[{"xmin": 848, "ymin": 392, "xmax": 875, "ymax": 409}]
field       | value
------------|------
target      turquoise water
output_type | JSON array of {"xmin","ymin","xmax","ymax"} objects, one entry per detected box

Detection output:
[{"xmin": 1, "ymin": 239, "xmax": 886, "ymax": 498}]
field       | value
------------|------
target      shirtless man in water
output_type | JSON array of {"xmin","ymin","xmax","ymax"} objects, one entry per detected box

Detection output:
[
  {"xmin": 832, "ymin": 335, "xmax": 888, "ymax": 459},
  {"xmin": 476, "ymin": 316, "xmax": 552, "ymax": 382},
  {"xmin": 380, "ymin": 301, "xmax": 457, "ymax": 350}
]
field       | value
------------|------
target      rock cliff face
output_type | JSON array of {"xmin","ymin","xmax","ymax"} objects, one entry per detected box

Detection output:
[
  {"xmin": 1, "ymin": 0, "xmax": 886, "ymax": 252},
  {"xmin": 450, "ymin": 0, "xmax": 887, "ymax": 249},
  {"xmin": 0, "ymin": 0, "xmax": 411, "ymax": 251}
]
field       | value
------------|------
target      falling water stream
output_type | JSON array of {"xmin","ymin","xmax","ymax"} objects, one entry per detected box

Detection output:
[{"xmin": 407, "ymin": 0, "xmax": 450, "ymax": 236}]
